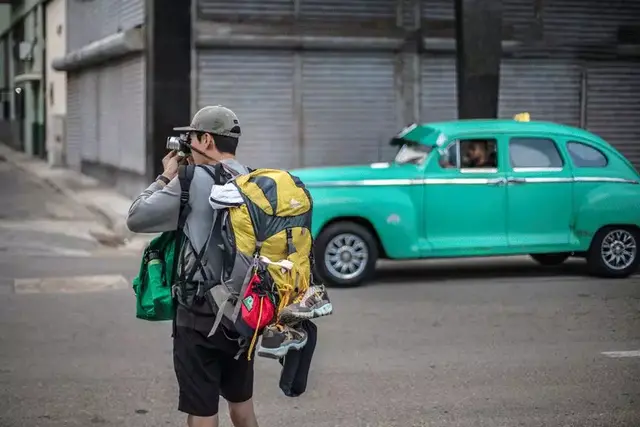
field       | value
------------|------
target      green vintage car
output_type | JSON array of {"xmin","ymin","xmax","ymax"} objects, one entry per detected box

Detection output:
[{"xmin": 291, "ymin": 117, "xmax": 640, "ymax": 287}]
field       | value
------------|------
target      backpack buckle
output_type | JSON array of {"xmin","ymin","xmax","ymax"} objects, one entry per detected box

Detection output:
[{"xmin": 180, "ymin": 190, "xmax": 189, "ymax": 205}]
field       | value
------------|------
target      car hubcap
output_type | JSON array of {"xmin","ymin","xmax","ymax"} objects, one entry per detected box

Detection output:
[
  {"xmin": 324, "ymin": 233, "xmax": 369, "ymax": 280},
  {"xmin": 601, "ymin": 229, "xmax": 637, "ymax": 271}
]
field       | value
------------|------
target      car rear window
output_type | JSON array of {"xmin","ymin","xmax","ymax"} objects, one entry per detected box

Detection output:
[
  {"xmin": 509, "ymin": 137, "xmax": 564, "ymax": 168},
  {"xmin": 566, "ymin": 141, "xmax": 608, "ymax": 168}
]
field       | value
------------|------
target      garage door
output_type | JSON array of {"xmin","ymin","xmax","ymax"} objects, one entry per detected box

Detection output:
[
  {"xmin": 93, "ymin": 56, "xmax": 146, "ymax": 174},
  {"xmin": 118, "ymin": 56, "xmax": 146, "ymax": 174},
  {"xmin": 301, "ymin": 52, "xmax": 398, "ymax": 167},
  {"xmin": 420, "ymin": 56, "xmax": 457, "ymax": 123},
  {"xmin": 499, "ymin": 59, "xmax": 581, "ymax": 127},
  {"xmin": 586, "ymin": 62, "xmax": 640, "ymax": 170},
  {"xmin": 197, "ymin": 50, "xmax": 296, "ymax": 170},
  {"xmin": 66, "ymin": 71, "xmax": 98, "ymax": 170},
  {"xmin": 65, "ymin": 73, "xmax": 83, "ymax": 170}
]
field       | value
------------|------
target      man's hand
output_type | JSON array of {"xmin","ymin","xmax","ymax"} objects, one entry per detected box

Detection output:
[{"xmin": 162, "ymin": 150, "xmax": 180, "ymax": 180}]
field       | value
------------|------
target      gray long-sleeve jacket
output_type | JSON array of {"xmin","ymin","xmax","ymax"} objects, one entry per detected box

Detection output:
[{"xmin": 126, "ymin": 159, "xmax": 250, "ymax": 284}]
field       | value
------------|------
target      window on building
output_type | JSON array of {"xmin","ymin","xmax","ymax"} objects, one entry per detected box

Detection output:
[
  {"xmin": 509, "ymin": 137, "xmax": 564, "ymax": 169},
  {"xmin": 439, "ymin": 139, "xmax": 498, "ymax": 170},
  {"xmin": 567, "ymin": 141, "xmax": 608, "ymax": 168}
]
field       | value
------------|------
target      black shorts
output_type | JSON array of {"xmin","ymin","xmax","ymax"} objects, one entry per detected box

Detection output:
[{"xmin": 173, "ymin": 326, "xmax": 254, "ymax": 417}]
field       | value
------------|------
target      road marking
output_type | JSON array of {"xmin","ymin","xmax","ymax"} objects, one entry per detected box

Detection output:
[
  {"xmin": 0, "ymin": 219, "xmax": 109, "ymax": 241},
  {"xmin": 601, "ymin": 350, "xmax": 640, "ymax": 358},
  {"xmin": 14, "ymin": 274, "xmax": 130, "ymax": 294}
]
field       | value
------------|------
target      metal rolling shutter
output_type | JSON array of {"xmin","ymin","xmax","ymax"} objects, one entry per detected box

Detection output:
[
  {"xmin": 422, "ymin": 0, "xmax": 538, "ymax": 39},
  {"xmin": 586, "ymin": 62, "xmax": 640, "ymax": 170},
  {"xmin": 97, "ymin": 64, "xmax": 121, "ymax": 167},
  {"xmin": 66, "ymin": 0, "xmax": 102, "ymax": 52},
  {"xmin": 100, "ymin": 0, "xmax": 120, "ymax": 39},
  {"xmin": 420, "ymin": 56, "xmax": 457, "ymax": 122},
  {"xmin": 499, "ymin": 59, "xmax": 581, "ymax": 126},
  {"xmin": 65, "ymin": 73, "xmax": 82, "ymax": 170},
  {"xmin": 118, "ymin": 56, "xmax": 146, "ymax": 174},
  {"xmin": 120, "ymin": 0, "xmax": 145, "ymax": 30},
  {"xmin": 299, "ymin": 0, "xmax": 396, "ymax": 20},
  {"xmin": 400, "ymin": 0, "xmax": 419, "ymax": 29},
  {"xmin": 301, "ymin": 52, "xmax": 398, "ymax": 167},
  {"xmin": 197, "ymin": 0, "xmax": 293, "ymax": 19},
  {"xmin": 197, "ymin": 50, "xmax": 296, "ymax": 170},
  {"xmin": 542, "ymin": 0, "xmax": 640, "ymax": 57},
  {"xmin": 421, "ymin": 0, "xmax": 454, "ymax": 20},
  {"xmin": 78, "ymin": 71, "xmax": 99, "ymax": 164}
]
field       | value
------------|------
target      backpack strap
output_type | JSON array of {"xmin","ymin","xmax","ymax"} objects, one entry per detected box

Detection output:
[
  {"xmin": 181, "ymin": 164, "xmax": 230, "ymax": 284},
  {"xmin": 172, "ymin": 165, "xmax": 195, "ymax": 284}
]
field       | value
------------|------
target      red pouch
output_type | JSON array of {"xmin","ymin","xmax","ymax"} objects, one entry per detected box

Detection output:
[{"xmin": 240, "ymin": 273, "xmax": 276, "ymax": 332}]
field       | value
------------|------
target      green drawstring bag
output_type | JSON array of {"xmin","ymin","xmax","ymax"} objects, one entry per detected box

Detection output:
[{"xmin": 132, "ymin": 232, "xmax": 179, "ymax": 321}]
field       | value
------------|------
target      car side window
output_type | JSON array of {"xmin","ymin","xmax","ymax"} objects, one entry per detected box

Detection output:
[
  {"xmin": 567, "ymin": 141, "xmax": 608, "ymax": 168},
  {"xmin": 509, "ymin": 137, "xmax": 564, "ymax": 169},
  {"xmin": 439, "ymin": 138, "xmax": 498, "ymax": 170}
]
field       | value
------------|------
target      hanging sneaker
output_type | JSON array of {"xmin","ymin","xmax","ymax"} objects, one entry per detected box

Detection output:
[
  {"xmin": 279, "ymin": 285, "xmax": 333, "ymax": 324},
  {"xmin": 257, "ymin": 324, "xmax": 308, "ymax": 359}
]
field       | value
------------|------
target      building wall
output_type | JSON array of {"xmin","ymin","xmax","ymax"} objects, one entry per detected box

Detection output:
[
  {"xmin": 45, "ymin": 0, "xmax": 66, "ymax": 166},
  {"xmin": 63, "ymin": 0, "xmax": 146, "ymax": 197},
  {"xmin": 194, "ymin": 0, "xmax": 640, "ymax": 170},
  {"xmin": 0, "ymin": 5, "xmax": 10, "ymax": 35},
  {"xmin": 48, "ymin": 0, "xmax": 640, "ymax": 199},
  {"xmin": 0, "ymin": 5, "xmax": 10, "ymax": 117},
  {"xmin": 2, "ymin": 0, "xmax": 47, "ymax": 157}
]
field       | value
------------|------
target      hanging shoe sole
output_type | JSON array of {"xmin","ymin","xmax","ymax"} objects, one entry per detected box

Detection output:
[
  {"xmin": 257, "ymin": 335, "xmax": 309, "ymax": 359},
  {"xmin": 279, "ymin": 302, "xmax": 333, "ymax": 324}
]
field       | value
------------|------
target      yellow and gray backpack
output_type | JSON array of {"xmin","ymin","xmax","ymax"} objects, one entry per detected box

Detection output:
[{"xmin": 208, "ymin": 167, "xmax": 313, "ymax": 358}]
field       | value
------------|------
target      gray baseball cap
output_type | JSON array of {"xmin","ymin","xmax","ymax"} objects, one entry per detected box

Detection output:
[{"xmin": 173, "ymin": 105, "xmax": 241, "ymax": 138}]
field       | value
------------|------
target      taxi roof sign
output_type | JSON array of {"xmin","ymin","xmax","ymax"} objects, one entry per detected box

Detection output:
[{"xmin": 513, "ymin": 112, "xmax": 531, "ymax": 122}]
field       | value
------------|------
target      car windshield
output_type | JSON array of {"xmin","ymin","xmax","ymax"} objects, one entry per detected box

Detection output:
[{"xmin": 394, "ymin": 143, "xmax": 432, "ymax": 165}]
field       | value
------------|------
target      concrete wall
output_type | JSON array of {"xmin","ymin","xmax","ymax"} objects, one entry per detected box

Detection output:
[
  {"xmin": 0, "ymin": 5, "xmax": 10, "ymax": 37},
  {"xmin": 45, "ymin": 0, "xmax": 66, "ymax": 166},
  {"xmin": 8, "ymin": 0, "xmax": 46, "ymax": 157}
]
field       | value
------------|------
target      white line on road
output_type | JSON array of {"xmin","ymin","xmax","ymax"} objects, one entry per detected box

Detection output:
[
  {"xmin": 14, "ymin": 274, "xmax": 130, "ymax": 294},
  {"xmin": 601, "ymin": 350, "xmax": 640, "ymax": 358}
]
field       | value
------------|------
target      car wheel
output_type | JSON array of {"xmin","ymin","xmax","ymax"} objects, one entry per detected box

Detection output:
[
  {"xmin": 530, "ymin": 253, "xmax": 570, "ymax": 266},
  {"xmin": 587, "ymin": 226, "xmax": 639, "ymax": 278},
  {"xmin": 314, "ymin": 221, "xmax": 379, "ymax": 287}
]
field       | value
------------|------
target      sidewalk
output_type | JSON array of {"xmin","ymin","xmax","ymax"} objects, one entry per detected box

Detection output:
[{"xmin": 0, "ymin": 143, "xmax": 156, "ymax": 253}]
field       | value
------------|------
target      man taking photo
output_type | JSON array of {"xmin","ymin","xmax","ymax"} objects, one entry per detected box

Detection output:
[{"xmin": 126, "ymin": 105, "xmax": 258, "ymax": 427}]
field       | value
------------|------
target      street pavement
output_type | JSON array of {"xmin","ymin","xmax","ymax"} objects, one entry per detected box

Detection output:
[{"xmin": 1, "ymin": 155, "xmax": 639, "ymax": 427}]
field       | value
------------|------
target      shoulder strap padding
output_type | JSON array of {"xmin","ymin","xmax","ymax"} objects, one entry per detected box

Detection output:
[{"xmin": 177, "ymin": 165, "xmax": 196, "ymax": 228}]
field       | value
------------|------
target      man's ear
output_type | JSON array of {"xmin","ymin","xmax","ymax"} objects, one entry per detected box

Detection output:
[{"xmin": 205, "ymin": 133, "xmax": 215, "ymax": 150}]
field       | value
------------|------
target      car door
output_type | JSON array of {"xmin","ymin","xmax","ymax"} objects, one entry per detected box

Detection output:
[
  {"xmin": 422, "ymin": 136, "xmax": 509, "ymax": 257},
  {"xmin": 504, "ymin": 135, "xmax": 575, "ymax": 249}
]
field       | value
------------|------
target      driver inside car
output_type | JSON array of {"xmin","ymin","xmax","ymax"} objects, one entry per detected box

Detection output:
[{"xmin": 463, "ymin": 140, "xmax": 496, "ymax": 168}]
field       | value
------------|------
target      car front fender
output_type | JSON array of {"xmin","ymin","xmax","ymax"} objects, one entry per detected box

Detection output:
[{"xmin": 308, "ymin": 186, "xmax": 422, "ymax": 259}]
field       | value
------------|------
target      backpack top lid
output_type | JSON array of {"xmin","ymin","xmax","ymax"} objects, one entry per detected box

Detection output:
[{"xmin": 233, "ymin": 169, "xmax": 312, "ymax": 220}]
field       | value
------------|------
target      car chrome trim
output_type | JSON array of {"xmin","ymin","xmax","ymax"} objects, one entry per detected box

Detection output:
[
  {"xmin": 460, "ymin": 168, "xmax": 498, "ymax": 174},
  {"xmin": 512, "ymin": 167, "xmax": 564, "ymax": 172},
  {"xmin": 522, "ymin": 177, "xmax": 574, "ymax": 183},
  {"xmin": 304, "ymin": 176, "xmax": 639, "ymax": 188},
  {"xmin": 424, "ymin": 178, "xmax": 493, "ymax": 185},
  {"xmin": 573, "ymin": 176, "xmax": 638, "ymax": 184}
]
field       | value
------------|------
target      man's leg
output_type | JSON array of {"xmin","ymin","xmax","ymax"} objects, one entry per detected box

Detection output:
[
  {"xmin": 228, "ymin": 398, "xmax": 258, "ymax": 427},
  {"xmin": 187, "ymin": 414, "xmax": 219, "ymax": 427},
  {"xmin": 220, "ymin": 353, "xmax": 258, "ymax": 427},
  {"xmin": 173, "ymin": 327, "xmax": 223, "ymax": 426}
]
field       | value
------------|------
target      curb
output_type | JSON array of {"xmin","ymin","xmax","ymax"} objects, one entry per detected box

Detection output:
[{"xmin": 0, "ymin": 143, "xmax": 134, "ymax": 242}]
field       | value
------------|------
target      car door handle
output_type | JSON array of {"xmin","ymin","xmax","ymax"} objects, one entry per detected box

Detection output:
[
  {"xmin": 487, "ymin": 177, "xmax": 507, "ymax": 186},
  {"xmin": 507, "ymin": 177, "xmax": 526, "ymax": 184}
]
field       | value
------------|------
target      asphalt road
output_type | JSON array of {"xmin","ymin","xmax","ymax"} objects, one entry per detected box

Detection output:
[{"xmin": 1, "ymin": 156, "xmax": 639, "ymax": 427}]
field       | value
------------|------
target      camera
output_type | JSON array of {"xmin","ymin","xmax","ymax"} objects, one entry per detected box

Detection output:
[{"xmin": 166, "ymin": 134, "xmax": 191, "ymax": 155}]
